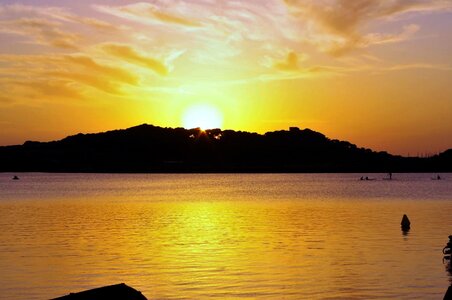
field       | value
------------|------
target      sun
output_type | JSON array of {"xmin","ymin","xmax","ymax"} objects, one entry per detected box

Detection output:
[{"xmin": 182, "ymin": 104, "xmax": 223, "ymax": 130}]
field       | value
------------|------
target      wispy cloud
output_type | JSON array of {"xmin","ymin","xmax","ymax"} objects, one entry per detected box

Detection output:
[
  {"xmin": 1, "ymin": 79, "xmax": 85, "ymax": 103},
  {"xmin": 327, "ymin": 23, "xmax": 421, "ymax": 56},
  {"xmin": 0, "ymin": 4, "xmax": 118, "ymax": 31},
  {"xmin": 46, "ymin": 71, "xmax": 123, "ymax": 95},
  {"xmin": 0, "ymin": 53, "xmax": 142, "ymax": 101},
  {"xmin": 284, "ymin": 0, "xmax": 452, "ymax": 55},
  {"xmin": 375, "ymin": 63, "xmax": 452, "ymax": 73},
  {"xmin": 273, "ymin": 51, "xmax": 305, "ymax": 71},
  {"xmin": 0, "ymin": 18, "xmax": 79, "ymax": 49},
  {"xmin": 51, "ymin": 11, "xmax": 118, "ymax": 32},
  {"xmin": 1, "ymin": 0, "xmax": 451, "ymax": 103},
  {"xmin": 65, "ymin": 56, "xmax": 139, "ymax": 85},
  {"xmin": 93, "ymin": 2, "xmax": 201, "ymax": 28},
  {"xmin": 102, "ymin": 44, "xmax": 169, "ymax": 76}
]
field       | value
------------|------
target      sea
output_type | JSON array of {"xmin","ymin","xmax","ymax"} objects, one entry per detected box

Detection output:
[{"xmin": 0, "ymin": 173, "xmax": 451, "ymax": 299}]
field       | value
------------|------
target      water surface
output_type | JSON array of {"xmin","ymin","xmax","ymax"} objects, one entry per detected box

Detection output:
[{"xmin": 0, "ymin": 173, "xmax": 451, "ymax": 299}]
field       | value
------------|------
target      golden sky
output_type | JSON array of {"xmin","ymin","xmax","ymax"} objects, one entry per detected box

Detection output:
[{"xmin": 1, "ymin": 0, "xmax": 452, "ymax": 155}]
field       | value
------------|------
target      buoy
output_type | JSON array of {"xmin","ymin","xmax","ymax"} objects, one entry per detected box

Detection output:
[{"xmin": 401, "ymin": 214, "xmax": 411, "ymax": 231}]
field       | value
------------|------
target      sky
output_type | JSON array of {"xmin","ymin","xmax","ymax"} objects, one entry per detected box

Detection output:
[{"xmin": 0, "ymin": 0, "xmax": 451, "ymax": 155}]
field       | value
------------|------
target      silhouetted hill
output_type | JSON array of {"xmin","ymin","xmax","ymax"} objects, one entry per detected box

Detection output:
[{"xmin": 0, "ymin": 124, "xmax": 450, "ymax": 172}]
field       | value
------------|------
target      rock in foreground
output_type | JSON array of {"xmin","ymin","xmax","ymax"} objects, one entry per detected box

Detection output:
[{"xmin": 51, "ymin": 283, "xmax": 147, "ymax": 300}]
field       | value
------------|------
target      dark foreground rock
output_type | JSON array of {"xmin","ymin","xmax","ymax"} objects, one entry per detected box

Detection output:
[
  {"xmin": 445, "ymin": 285, "xmax": 452, "ymax": 300},
  {"xmin": 50, "ymin": 283, "xmax": 147, "ymax": 300}
]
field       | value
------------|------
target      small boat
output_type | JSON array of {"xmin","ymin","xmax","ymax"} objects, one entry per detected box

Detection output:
[
  {"xmin": 360, "ymin": 176, "xmax": 376, "ymax": 181},
  {"xmin": 12, "ymin": 175, "xmax": 19, "ymax": 180},
  {"xmin": 51, "ymin": 283, "xmax": 148, "ymax": 300}
]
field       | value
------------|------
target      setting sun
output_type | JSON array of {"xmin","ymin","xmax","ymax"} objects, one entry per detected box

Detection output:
[{"xmin": 182, "ymin": 104, "xmax": 223, "ymax": 130}]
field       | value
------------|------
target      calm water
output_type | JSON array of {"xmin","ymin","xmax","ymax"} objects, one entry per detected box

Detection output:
[{"xmin": 0, "ymin": 173, "xmax": 451, "ymax": 299}]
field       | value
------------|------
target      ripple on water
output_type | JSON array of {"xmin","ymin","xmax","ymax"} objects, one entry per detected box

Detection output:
[{"xmin": 0, "ymin": 173, "xmax": 451, "ymax": 299}]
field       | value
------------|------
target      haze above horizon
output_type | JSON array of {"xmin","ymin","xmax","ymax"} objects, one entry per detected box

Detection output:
[{"xmin": 1, "ymin": 0, "xmax": 452, "ymax": 155}]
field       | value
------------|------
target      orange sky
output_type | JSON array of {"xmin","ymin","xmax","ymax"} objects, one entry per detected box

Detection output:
[{"xmin": 1, "ymin": 0, "xmax": 452, "ymax": 155}]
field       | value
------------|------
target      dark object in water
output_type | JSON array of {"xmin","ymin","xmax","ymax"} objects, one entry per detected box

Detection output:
[
  {"xmin": 50, "ymin": 283, "xmax": 148, "ymax": 300},
  {"xmin": 12, "ymin": 175, "xmax": 19, "ymax": 180},
  {"xmin": 444, "ymin": 235, "xmax": 452, "ymax": 258},
  {"xmin": 401, "ymin": 214, "xmax": 411, "ymax": 231},
  {"xmin": 445, "ymin": 286, "xmax": 452, "ymax": 300}
]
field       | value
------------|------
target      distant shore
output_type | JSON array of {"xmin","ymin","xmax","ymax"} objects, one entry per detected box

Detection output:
[{"xmin": 1, "ymin": 124, "xmax": 451, "ymax": 173}]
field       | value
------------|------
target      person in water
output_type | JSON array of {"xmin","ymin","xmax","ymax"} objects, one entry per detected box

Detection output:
[{"xmin": 437, "ymin": 175, "xmax": 441, "ymax": 180}]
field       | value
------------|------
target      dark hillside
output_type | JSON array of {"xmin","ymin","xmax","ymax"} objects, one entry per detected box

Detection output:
[{"xmin": 0, "ymin": 124, "xmax": 450, "ymax": 172}]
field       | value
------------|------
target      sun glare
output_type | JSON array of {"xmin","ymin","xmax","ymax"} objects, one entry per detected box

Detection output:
[{"xmin": 182, "ymin": 104, "xmax": 223, "ymax": 130}]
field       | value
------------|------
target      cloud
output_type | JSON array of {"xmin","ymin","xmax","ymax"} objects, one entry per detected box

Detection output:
[
  {"xmin": 94, "ymin": 2, "xmax": 201, "ymax": 27},
  {"xmin": 46, "ymin": 72, "xmax": 123, "ymax": 95},
  {"xmin": 273, "ymin": 51, "xmax": 304, "ymax": 71},
  {"xmin": 102, "ymin": 44, "xmax": 169, "ymax": 76},
  {"xmin": 52, "ymin": 12, "xmax": 118, "ymax": 32},
  {"xmin": 28, "ymin": 80, "xmax": 85, "ymax": 100},
  {"xmin": 93, "ymin": 1, "xmax": 300, "ymax": 76},
  {"xmin": 327, "ymin": 23, "xmax": 421, "ymax": 56},
  {"xmin": 65, "ymin": 56, "xmax": 139, "ymax": 85},
  {"xmin": 362, "ymin": 24, "xmax": 420, "ymax": 46},
  {"xmin": 45, "ymin": 56, "xmax": 141, "ymax": 94},
  {"xmin": 1, "ymin": 0, "xmax": 450, "ymax": 100},
  {"xmin": 285, "ymin": 0, "xmax": 452, "ymax": 36},
  {"xmin": 0, "ymin": 18, "xmax": 79, "ymax": 49},
  {"xmin": 144, "ymin": 8, "xmax": 201, "ymax": 27},
  {"xmin": 93, "ymin": 1, "xmax": 297, "ymax": 44},
  {"xmin": 0, "ymin": 53, "xmax": 141, "ymax": 98},
  {"xmin": 284, "ymin": 0, "xmax": 452, "ymax": 55},
  {"xmin": 1, "ymin": 79, "xmax": 85, "ymax": 103},
  {"xmin": 376, "ymin": 63, "xmax": 452, "ymax": 73},
  {"xmin": 0, "ymin": 4, "xmax": 118, "ymax": 31}
]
